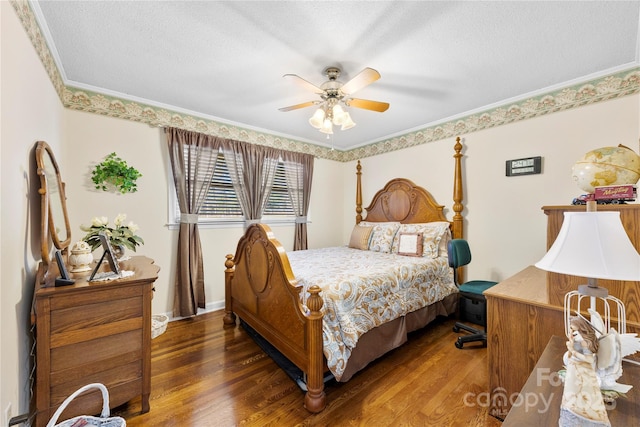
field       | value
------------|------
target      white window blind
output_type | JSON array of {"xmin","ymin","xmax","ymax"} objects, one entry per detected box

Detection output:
[
  {"xmin": 264, "ymin": 162, "xmax": 294, "ymax": 215},
  {"xmin": 199, "ymin": 152, "xmax": 243, "ymax": 217},
  {"xmin": 172, "ymin": 150, "xmax": 296, "ymax": 223}
]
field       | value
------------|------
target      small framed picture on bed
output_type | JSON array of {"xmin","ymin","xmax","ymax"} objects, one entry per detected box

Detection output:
[{"xmin": 397, "ymin": 232, "xmax": 424, "ymax": 257}]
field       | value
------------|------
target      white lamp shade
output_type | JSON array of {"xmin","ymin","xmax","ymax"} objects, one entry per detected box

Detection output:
[
  {"xmin": 340, "ymin": 114, "xmax": 356, "ymax": 130},
  {"xmin": 535, "ymin": 211, "xmax": 640, "ymax": 281},
  {"xmin": 308, "ymin": 108, "xmax": 325, "ymax": 129},
  {"xmin": 319, "ymin": 118, "xmax": 333, "ymax": 134},
  {"xmin": 332, "ymin": 105, "xmax": 347, "ymax": 125}
]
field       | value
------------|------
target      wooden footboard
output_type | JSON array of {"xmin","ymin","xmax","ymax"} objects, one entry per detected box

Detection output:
[{"xmin": 223, "ymin": 224, "xmax": 326, "ymax": 412}]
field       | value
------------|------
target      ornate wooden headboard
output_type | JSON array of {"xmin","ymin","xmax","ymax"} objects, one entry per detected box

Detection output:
[
  {"xmin": 363, "ymin": 178, "xmax": 447, "ymax": 224},
  {"xmin": 354, "ymin": 137, "xmax": 464, "ymax": 241}
]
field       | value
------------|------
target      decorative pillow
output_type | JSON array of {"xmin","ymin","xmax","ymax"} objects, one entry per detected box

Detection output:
[
  {"xmin": 420, "ymin": 222, "xmax": 451, "ymax": 258},
  {"xmin": 359, "ymin": 221, "xmax": 401, "ymax": 253},
  {"xmin": 348, "ymin": 225, "xmax": 373, "ymax": 250},
  {"xmin": 391, "ymin": 222, "xmax": 451, "ymax": 258},
  {"xmin": 397, "ymin": 232, "xmax": 424, "ymax": 257},
  {"xmin": 438, "ymin": 227, "xmax": 452, "ymax": 258}
]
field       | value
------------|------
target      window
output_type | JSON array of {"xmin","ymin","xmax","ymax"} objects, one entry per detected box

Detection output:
[
  {"xmin": 199, "ymin": 152, "xmax": 243, "ymax": 218},
  {"xmin": 264, "ymin": 162, "xmax": 294, "ymax": 215},
  {"xmin": 170, "ymin": 150, "xmax": 297, "ymax": 226}
]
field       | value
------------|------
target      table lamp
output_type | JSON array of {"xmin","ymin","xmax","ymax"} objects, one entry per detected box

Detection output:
[
  {"xmin": 536, "ymin": 209, "xmax": 640, "ymax": 426},
  {"xmin": 535, "ymin": 210, "xmax": 640, "ymax": 335}
]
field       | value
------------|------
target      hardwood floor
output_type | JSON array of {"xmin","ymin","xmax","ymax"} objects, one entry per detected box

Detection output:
[{"xmin": 112, "ymin": 310, "xmax": 502, "ymax": 426}]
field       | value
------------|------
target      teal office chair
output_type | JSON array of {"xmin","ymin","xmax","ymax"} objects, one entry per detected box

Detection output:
[{"xmin": 447, "ymin": 239, "xmax": 498, "ymax": 349}]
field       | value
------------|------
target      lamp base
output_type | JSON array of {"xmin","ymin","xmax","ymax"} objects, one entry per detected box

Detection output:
[
  {"xmin": 564, "ymin": 290, "xmax": 627, "ymax": 337},
  {"xmin": 577, "ymin": 284, "xmax": 609, "ymax": 299}
]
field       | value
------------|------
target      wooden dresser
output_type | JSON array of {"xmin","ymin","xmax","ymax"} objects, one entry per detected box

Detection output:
[
  {"xmin": 485, "ymin": 204, "xmax": 640, "ymax": 420},
  {"xmin": 33, "ymin": 256, "xmax": 160, "ymax": 427}
]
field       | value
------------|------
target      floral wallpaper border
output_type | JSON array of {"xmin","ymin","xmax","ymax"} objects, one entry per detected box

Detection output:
[{"xmin": 14, "ymin": 0, "xmax": 640, "ymax": 163}]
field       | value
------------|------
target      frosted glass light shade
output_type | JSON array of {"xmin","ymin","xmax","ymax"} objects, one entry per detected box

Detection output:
[
  {"xmin": 319, "ymin": 118, "xmax": 333, "ymax": 134},
  {"xmin": 332, "ymin": 105, "xmax": 347, "ymax": 125},
  {"xmin": 535, "ymin": 212, "xmax": 640, "ymax": 281},
  {"xmin": 341, "ymin": 114, "xmax": 356, "ymax": 130},
  {"xmin": 308, "ymin": 108, "xmax": 325, "ymax": 129}
]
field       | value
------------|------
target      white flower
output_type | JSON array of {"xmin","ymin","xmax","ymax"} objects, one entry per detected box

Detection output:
[
  {"xmin": 127, "ymin": 221, "xmax": 139, "ymax": 233},
  {"xmin": 91, "ymin": 216, "xmax": 108, "ymax": 227},
  {"xmin": 114, "ymin": 213, "xmax": 127, "ymax": 227}
]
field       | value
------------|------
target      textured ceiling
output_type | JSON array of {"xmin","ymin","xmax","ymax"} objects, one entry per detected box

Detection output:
[{"xmin": 32, "ymin": 1, "xmax": 640, "ymax": 150}]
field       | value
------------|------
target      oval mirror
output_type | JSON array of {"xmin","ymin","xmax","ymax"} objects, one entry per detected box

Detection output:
[{"xmin": 36, "ymin": 141, "xmax": 71, "ymax": 264}]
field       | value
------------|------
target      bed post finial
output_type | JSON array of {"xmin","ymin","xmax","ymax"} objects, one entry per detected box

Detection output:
[
  {"xmin": 355, "ymin": 160, "xmax": 363, "ymax": 224},
  {"xmin": 223, "ymin": 254, "xmax": 237, "ymax": 325}
]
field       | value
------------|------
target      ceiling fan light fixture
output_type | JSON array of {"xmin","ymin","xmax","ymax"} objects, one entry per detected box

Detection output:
[
  {"xmin": 319, "ymin": 117, "xmax": 334, "ymax": 134},
  {"xmin": 283, "ymin": 66, "xmax": 386, "ymax": 135},
  {"xmin": 308, "ymin": 108, "xmax": 325, "ymax": 129},
  {"xmin": 332, "ymin": 104, "xmax": 347, "ymax": 125},
  {"xmin": 341, "ymin": 114, "xmax": 356, "ymax": 130}
]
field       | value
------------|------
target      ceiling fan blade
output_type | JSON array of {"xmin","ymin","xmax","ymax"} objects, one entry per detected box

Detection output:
[
  {"xmin": 278, "ymin": 101, "xmax": 318, "ymax": 112},
  {"xmin": 346, "ymin": 98, "xmax": 389, "ymax": 112},
  {"xmin": 283, "ymin": 74, "xmax": 324, "ymax": 94},
  {"xmin": 340, "ymin": 68, "xmax": 381, "ymax": 95}
]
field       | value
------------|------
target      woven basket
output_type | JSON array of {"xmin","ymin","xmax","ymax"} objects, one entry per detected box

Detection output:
[
  {"xmin": 151, "ymin": 314, "xmax": 168, "ymax": 339},
  {"xmin": 47, "ymin": 383, "xmax": 126, "ymax": 427}
]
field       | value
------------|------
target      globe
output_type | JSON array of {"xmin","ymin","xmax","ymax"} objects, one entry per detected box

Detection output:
[{"xmin": 571, "ymin": 145, "xmax": 640, "ymax": 193}]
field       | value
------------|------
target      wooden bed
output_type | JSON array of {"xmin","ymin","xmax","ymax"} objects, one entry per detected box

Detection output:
[{"xmin": 223, "ymin": 137, "xmax": 465, "ymax": 412}]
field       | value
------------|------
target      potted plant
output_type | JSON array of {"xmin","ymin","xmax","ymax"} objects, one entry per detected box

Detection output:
[{"xmin": 91, "ymin": 152, "xmax": 142, "ymax": 194}]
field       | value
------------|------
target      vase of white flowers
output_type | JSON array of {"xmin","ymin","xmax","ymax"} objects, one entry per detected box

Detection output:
[{"xmin": 80, "ymin": 214, "xmax": 144, "ymax": 257}]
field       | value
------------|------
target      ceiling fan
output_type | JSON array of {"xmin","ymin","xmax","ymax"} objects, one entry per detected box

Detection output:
[{"xmin": 279, "ymin": 66, "xmax": 389, "ymax": 134}]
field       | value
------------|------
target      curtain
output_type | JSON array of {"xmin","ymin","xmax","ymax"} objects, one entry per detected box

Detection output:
[
  {"xmin": 166, "ymin": 127, "xmax": 223, "ymax": 317},
  {"xmin": 282, "ymin": 151, "xmax": 314, "ymax": 250},
  {"xmin": 166, "ymin": 127, "xmax": 314, "ymax": 315},
  {"xmin": 220, "ymin": 140, "xmax": 280, "ymax": 228}
]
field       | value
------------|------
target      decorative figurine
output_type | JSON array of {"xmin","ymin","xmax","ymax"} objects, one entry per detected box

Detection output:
[
  {"xmin": 560, "ymin": 315, "xmax": 610, "ymax": 427},
  {"xmin": 588, "ymin": 309, "xmax": 640, "ymax": 399}
]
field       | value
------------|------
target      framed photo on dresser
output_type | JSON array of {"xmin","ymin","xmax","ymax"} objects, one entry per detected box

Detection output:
[{"xmin": 89, "ymin": 232, "xmax": 121, "ymax": 281}]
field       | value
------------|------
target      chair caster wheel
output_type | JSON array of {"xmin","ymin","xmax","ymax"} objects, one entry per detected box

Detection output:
[
  {"xmin": 453, "ymin": 325, "xmax": 460, "ymax": 333},
  {"xmin": 455, "ymin": 339, "xmax": 463, "ymax": 349}
]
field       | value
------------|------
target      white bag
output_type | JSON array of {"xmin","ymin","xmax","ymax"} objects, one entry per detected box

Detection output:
[{"xmin": 47, "ymin": 383, "xmax": 126, "ymax": 427}]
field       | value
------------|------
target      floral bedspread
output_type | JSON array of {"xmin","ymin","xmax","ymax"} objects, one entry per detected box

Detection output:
[{"xmin": 287, "ymin": 247, "xmax": 457, "ymax": 380}]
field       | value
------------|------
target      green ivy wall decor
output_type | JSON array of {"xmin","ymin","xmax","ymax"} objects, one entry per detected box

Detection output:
[{"xmin": 91, "ymin": 152, "xmax": 142, "ymax": 194}]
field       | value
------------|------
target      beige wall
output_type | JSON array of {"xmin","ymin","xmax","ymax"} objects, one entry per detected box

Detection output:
[
  {"xmin": 346, "ymin": 95, "xmax": 640, "ymax": 282},
  {"xmin": 1, "ymin": 1, "xmax": 66, "ymax": 420}
]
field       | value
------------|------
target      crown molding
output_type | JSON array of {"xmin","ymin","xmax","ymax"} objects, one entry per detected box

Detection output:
[{"xmin": 14, "ymin": 0, "xmax": 640, "ymax": 163}]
